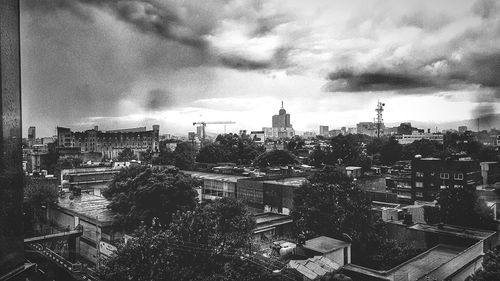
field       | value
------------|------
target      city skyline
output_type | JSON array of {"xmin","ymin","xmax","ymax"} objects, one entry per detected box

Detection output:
[{"xmin": 21, "ymin": 0, "xmax": 500, "ymax": 137}]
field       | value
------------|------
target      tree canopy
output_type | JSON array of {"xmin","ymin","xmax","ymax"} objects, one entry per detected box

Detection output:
[
  {"xmin": 292, "ymin": 169, "xmax": 425, "ymax": 269},
  {"xmin": 173, "ymin": 142, "xmax": 196, "ymax": 170},
  {"xmin": 99, "ymin": 198, "xmax": 280, "ymax": 281},
  {"xmin": 196, "ymin": 134, "xmax": 264, "ymax": 165},
  {"xmin": 103, "ymin": 166, "xmax": 199, "ymax": 231},
  {"xmin": 117, "ymin": 147, "xmax": 137, "ymax": 162},
  {"xmin": 467, "ymin": 247, "xmax": 500, "ymax": 281},
  {"xmin": 437, "ymin": 187, "xmax": 496, "ymax": 230},
  {"xmin": 253, "ymin": 149, "xmax": 300, "ymax": 167}
]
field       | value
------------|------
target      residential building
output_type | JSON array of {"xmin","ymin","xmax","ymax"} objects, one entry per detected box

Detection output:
[
  {"xmin": 411, "ymin": 157, "xmax": 482, "ymax": 202},
  {"xmin": 249, "ymin": 130, "xmax": 265, "ymax": 143},
  {"xmin": 28, "ymin": 126, "xmax": 36, "ymax": 146},
  {"xmin": 386, "ymin": 174, "xmax": 412, "ymax": 204},
  {"xmin": 57, "ymin": 125, "xmax": 160, "ymax": 159},
  {"xmin": 329, "ymin": 129, "xmax": 342, "ymax": 137},
  {"xmin": 61, "ymin": 166, "xmax": 123, "ymax": 194},
  {"xmin": 182, "ymin": 171, "xmax": 246, "ymax": 201}
]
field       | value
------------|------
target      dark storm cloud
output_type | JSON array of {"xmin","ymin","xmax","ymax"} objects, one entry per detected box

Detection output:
[
  {"xmin": 24, "ymin": 0, "xmax": 207, "ymax": 49},
  {"xmin": 323, "ymin": 69, "xmax": 443, "ymax": 93},
  {"xmin": 145, "ymin": 89, "xmax": 175, "ymax": 110},
  {"xmin": 219, "ymin": 47, "xmax": 292, "ymax": 71}
]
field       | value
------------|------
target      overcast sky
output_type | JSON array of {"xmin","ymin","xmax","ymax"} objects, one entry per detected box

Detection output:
[{"xmin": 21, "ymin": 0, "xmax": 500, "ymax": 137}]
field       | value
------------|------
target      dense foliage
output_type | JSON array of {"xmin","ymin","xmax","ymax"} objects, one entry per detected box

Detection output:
[
  {"xmin": 103, "ymin": 166, "xmax": 198, "ymax": 231},
  {"xmin": 23, "ymin": 177, "xmax": 60, "ymax": 236},
  {"xmin": 308, "ymin": 134, "xmax": 371, "ymax": 169},
  {"xmin": 292, "ymin": 169, "xmax": 424, "ymax": 270},
  {"xmin": 173, "ymin": 142, "xmax": 197, "ymax": 170},
  {"xmin": 99, "ymin": 198, "xmax": 280, "ymax": 281},
  {"xmin": 253, "ymin": 149, "xmax": 300, "ymax": 167},
  {"xmin": 117, "ymin": 147, "xmax": 137, "ymax": 161},
  {"xmin": 196, "ymin": 134, "xmax": 265, "ymax": 165},
  {"xmin": 467, "ymin": 247, "xmax": 500, "ymax": 281},
  {"xmin": 437, "ymin": 188, "xmax": 496, "ymax": 230}
]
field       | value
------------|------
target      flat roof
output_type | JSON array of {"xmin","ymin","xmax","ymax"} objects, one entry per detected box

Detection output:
[
  {"xmin": 409, "ymin": 223, "xmax": 496, "ymax": 240},
  {"xmin": 253, "ymin": 213, "xmax": 293, "ymax": 233},
  {"xmin": 303, "ymin": 236, "xmax": 350, "ymax": 254},
  {"xmin": 182, "ymin": 171, "xmax": 247, "ymax": 182},
  {"xmin": 57, "ymin": 193, "xmax": 116, "ymax": 224},
  {"xmin": 389, "ymin": 244, "xmax": 465, "ymax": 280},
  {"xmin": 261, "ymin": 177, "xmax": 307, "ymax": 187}
]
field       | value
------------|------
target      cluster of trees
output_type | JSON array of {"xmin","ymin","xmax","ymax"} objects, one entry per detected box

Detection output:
[
  {"xmin": 23, "ymin": 177, "xmax": 59, "ymax": 236},
  {"xmin": 196, "ymin": 134, "xmax": 265, "ymax": 165},
  {"xmin": 102, "ymin": 166, "xmax": 199, "ymax": 231},
  {"xmin": 292, "ymin": 169, "xmax": 425, "ymax": 270},
  {"xmin": 308, "ymin": 134, "xmax": 371, "ymax": 169},
  {"xmin": 99, "ymin": 195, "xmax": 282, "ymax": 280},
  {"xmin": 366, "ymin": 132, "xmax": 499, "ymax": 165},
  {"xmin": 153, "ymin": 142, "xmax": 197, "ymax": 170},
  {"xmin": 467, "ymin": 247, "xmax": 500, "ymax": 281}
]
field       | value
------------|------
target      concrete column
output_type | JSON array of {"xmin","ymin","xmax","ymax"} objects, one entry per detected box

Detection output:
[{"xmin": 0, "ymin": 0, "xmax": 23, "ymax": 275}]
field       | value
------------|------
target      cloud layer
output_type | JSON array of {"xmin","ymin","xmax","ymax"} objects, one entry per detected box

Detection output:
[{"xmin": 21, "ymin": 0, "xmax": 500, "ymax": 135}]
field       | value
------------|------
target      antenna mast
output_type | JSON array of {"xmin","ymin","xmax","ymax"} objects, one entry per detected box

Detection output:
[{"xmin": 375, "ymin": 101, "xmax": 385, "ymax": 138}]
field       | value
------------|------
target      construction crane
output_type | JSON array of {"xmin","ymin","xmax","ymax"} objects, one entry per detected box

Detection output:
[{"xmin": 192, "ymin": 121, "xmax": 236, "ymax": 145}]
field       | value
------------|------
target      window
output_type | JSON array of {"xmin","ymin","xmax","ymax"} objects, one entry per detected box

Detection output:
[
  {"xmin": 415, "ymin": 182, "xmax": 424, "ymax": 188},
  {"xmin": 454, "ymin": 173, "xmax": 464, "ymax": 180},
  {"xmin": 440, "ymin": 173, "xmax": 449, "ymax": 179},
  {"xmin": 416, "ymin": 192, "xmax": 423, "ymax": 198},
  {"xmin": 415, "ymin": 172, "xmax": 424, "ymax": 177},
  {"xmin": 454, "ymin": 184, "xmax": 463, "ymax": 188}
]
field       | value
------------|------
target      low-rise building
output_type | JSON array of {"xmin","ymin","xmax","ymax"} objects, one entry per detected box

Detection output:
[
  {"xmin": 395, "ymin": 133, "xmax": 444, "ymax": 145},
  {"xmin": 411, "ymin": 157, "xmax": 482, "ymax": 202},
  {"xmin": 48, "ymin": 193, "xmax": 121, "ymax": 266}
]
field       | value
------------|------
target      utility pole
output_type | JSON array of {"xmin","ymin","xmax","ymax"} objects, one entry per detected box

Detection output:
[{"xmin": 375, "ymin": 101, "xmax": 385, "ymax": 138}]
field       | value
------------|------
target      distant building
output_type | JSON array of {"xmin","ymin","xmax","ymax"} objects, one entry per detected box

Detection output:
[
  {"xmin": 196, "ymin": 126, "xmax": 203, "ymax": 138},
  {"xmin": 250, "ymin": 130, "xmax": 265, "ymax": 143},
  {"xmin": 395, "ymin": 133, "xmax": 444, "ymax": 145},
  {"xmin": 347, "ymin": 127, "xmax": 357, "ymax": 134},
  {"xmin": 265, "ymin": 101, "xmax": 294, "ymax": 140},
  {"xmin": 411, "ymin": 157, "xmax": 482, "ymax": 202},
  {"xmin": 356, "ymin": 122, "xmax": 377, "ymax": 137},
  {"xmin": 480, "ymin": 162, "xmax": 500, "ymax": 186},
  {"xmin": 303, "ymin": 131, "xmax": 316, "ymax": 139},
  {"xmin": 319, "ymin": 125, "xmax": 329, "ymax": 136},
  {"xmin": 28, "ymin": 126, "xmax": 36, "ymax": 143},
  {"xmin": 272, "ymin": 101, "xmax": 292, "ymax": 128},
  {"xmin": 397, "ymin": 122, "xmax": 413, "ymax": 135},
  {"xmin": 57, "ymin": 125, "xmax": 160, "ymax": 160},
  {"xmin": 458, "ymin": 126, "xmax": 468, "ymax": 134},
  {"xmin": 329, "ymin": 129, "xmax": 342, "ymax": 137}
]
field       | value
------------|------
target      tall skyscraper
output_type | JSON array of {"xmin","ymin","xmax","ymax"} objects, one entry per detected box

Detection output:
[
  {"xmin": 28, "ymin": 126, "xmax": 36, "ymax": 140},
  {"xmin": 320, "ymin": 126, "xmax": 329, "ymax": 136},
  {"xmin": 272, "ymin": 101, "xmax": 292, "ymax": 128}
]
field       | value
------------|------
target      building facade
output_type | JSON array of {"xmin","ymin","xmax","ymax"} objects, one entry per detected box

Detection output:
[
  {"xmin": 57, "ymin": 125, "xmax": 160, "ymax": 159},
  {"xmin": 265, "ymin": 102, "xmax": 294, "ymax": 140},
  {"xmin": 396, "ymin": 133, "xmax": 444, "ymax": 145},
  {"xmin": 319, "ymin": 126, "xmax": 329, "ymax": 136},
  {"xmin": 411, "ymin": 157, "xmax": 482, "ymax": 202}
]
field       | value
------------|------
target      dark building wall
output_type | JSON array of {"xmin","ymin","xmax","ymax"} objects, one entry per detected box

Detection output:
[
  {"xmin": 411, "ymin": 158, "xmax": 481, "ymax": 201},
  {"xmin": 0, "ymin": 0, "xmax": 24, "ymax": 274}
]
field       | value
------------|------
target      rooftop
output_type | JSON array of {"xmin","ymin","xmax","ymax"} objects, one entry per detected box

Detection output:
[
  {"xmin": 303, "ymin": 236, "xmax": 350, "ymax": 254},
  {"xmin": 253, "ymin": 213, "xmax": 293, "ymax": 234},
  {"xmin": 409, "ymin": 223, "xmax": 496, "ymax": 241},
  {"xmin": 57, "ymin": 193, "xmax": 116, "ymax": 225},
  {"xmin": 182, "ymin": 171, "xmax": 247, "ymax": 183},
  {"xmin": 261, "ymin": 177, "xmax": 307, "ymax": 187}
]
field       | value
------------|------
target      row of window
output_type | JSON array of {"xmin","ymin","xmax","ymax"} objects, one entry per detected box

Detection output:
[{"xmin": 415, "ymin": 172, "xmax": 464, "ymax": 180}]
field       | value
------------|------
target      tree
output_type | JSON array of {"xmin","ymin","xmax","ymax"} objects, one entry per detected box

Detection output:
[
  {"xmin": 117, "ymin": 148, "xmax": 137, "ymax": 162},
  {"xmin": 253, "ymin": 149, "xmax": 299, "ymax": 167},
  {"xmin": 292, "ymin": 169, "xmax": 424, "ymax": 269},
  {"xmin": 153, "ymin": 144, "xmax": 175, "ymax": 165},
  {"xmin": 24, "ymin": 177, "xmax": 59, "ymax": 236},
  {"xmin": 140, "ymin": 148, "xmax": 153, "ymax": 163},
  {"xmin": 287, "ymin": 136, "xmax": 305, "ymax": 155},
  {"xmin": 99, "ymin": 227, "xmax": 174, "ymax": 281},
  {"xmin": 102, "ymin": 166, "xmax": 198, "ymax": 231},
  {"xmin": 437, "ymin": 187, "xmax": 496, "ymax": 230},
  {"xmin": 196, "ymin": 144, "xmax": 231, "ymax": 164},
  {"xmin": 99, "ymin": 198, "xmax": 276, "ymax": 281},
  {"xmin": 467, "ymin": 247, "xmax": 500, "ymax": 281},
  {"xmin": 173, "ymin": 142, "xmax": 196, "ymax": 170},
  {"xmin": 401, "ymin": 139, "xmax": 443, "ymax": 159},
  {"xmin": 380, "ymin": 137, "xmax": 403, "ymax": 164},
  {"xmin": 168, "ymin": 198, "xmax": 256, "ymax": 254}
]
